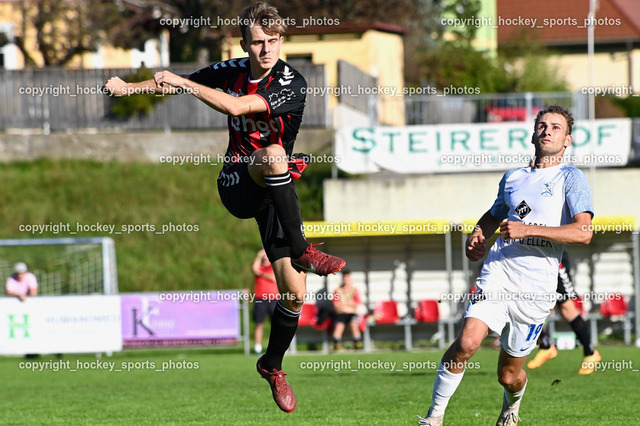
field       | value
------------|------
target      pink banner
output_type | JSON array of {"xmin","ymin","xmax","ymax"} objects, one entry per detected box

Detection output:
[{"xmin": 120, "ymin": 291, "xmax": 240, "ymax": 348}]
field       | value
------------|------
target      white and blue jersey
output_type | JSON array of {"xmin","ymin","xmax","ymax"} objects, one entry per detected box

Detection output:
[
  {"xmin": 468, "ymin": 164, "xmax": 593, "ymax": 356},
  {"xmin": 477, "ymin": 164, "xmax": 594, "ymax": 309}
]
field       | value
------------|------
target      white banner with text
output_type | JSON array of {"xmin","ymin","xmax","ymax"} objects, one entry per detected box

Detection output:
[
  {"xmin": 0, "ymin": 296, "xmax": 122, "ymax": 355},
  {"xmin": 335, "ymin": 119, "xmax": 631, "ymax": 174}
]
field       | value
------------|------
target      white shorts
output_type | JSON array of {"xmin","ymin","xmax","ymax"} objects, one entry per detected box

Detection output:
[{"xmin": 465, "ymin": 289, "xmax": 550, "ymax": 357}]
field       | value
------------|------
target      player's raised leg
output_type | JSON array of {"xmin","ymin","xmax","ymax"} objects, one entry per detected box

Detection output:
[
  {"xmin": 256, "ymin": 257, "xmax": 306, "ymax": 413},
  {"xmin": 419, "ymin": 318, "xmax": 489, "ymax": 425},
  {"xmin": 496, "ymin": 349, "xmax": 528, "ymax": 426},
  {"xmin": 248, "ymin": 144, "xmax": 345, "ymax": 275}
]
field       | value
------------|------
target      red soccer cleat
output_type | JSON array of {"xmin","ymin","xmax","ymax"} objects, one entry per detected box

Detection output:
[
  {"xmin": 256, "ymin": 356, "xmax": 297, "ymax": 413},
  {"xmin": 291, "ymin": 244, "xmax": 346, "ymax": 276}
]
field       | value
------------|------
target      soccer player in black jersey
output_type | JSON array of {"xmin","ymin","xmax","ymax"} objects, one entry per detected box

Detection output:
[
  {"xmin": 527, "ymin": 251, "xmax": 601, "ymax": 374},
  {"xmin": 105, "ymin": 1, "xmax": 345, "ymax": 413}
]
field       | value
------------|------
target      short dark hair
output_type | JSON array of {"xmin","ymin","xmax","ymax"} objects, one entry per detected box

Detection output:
[
  {"xmin": 240, "ymin": 1, "xmax": 287, "ymax": 42},
  {"xmin": 534, "ymin": 105, "xmax": 574, "ymax": 135}
]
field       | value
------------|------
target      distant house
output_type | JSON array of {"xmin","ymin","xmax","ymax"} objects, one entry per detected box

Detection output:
[
  {"xmin": 0, "ymin": 1, "xmax": 169, "ymax": 70},
  {"xmin": 223, "ymin": 23, "xmax": 407, "ymax": 126},
  {"xmin": 497, "ymin": 0, "xmax": 640, "ymax": 91}
]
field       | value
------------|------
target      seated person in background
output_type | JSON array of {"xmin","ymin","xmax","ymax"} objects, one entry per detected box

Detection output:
[
  {"xmin": 5, "ymin": 262, "xmax": 38, "ymax": 302},
  {"xmin": 332, "ymin": 269, "xmax": 363, "ymax": 350}
]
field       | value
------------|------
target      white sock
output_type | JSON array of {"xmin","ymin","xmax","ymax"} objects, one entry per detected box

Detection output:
[
  {"xmin": 503, "ymin": 379, "xmax": 527, "ymax": 411},
  {"xmin": 254, "ymin": 344, "xmax": 262, "ymax": 353},
  {"xmin": 427, "ymin": 362, "xmax": 465, "ymax": 417}
]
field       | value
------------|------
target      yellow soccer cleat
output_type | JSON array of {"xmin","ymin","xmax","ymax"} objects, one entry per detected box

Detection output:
[
  {"xmin": 578, "ymin": 350, "xmax": 601, "ymax": 375},
  {"xmin": 527, "ymin": 345, "xmax": 558, "ymax": 369}
]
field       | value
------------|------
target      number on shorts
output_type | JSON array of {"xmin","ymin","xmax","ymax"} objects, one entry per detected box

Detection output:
[{"xmin": 525, "ymin": 323, "xmax": 544, "ymax": 342}]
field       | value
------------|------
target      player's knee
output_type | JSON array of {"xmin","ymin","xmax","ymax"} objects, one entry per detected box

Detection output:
[
  {"xmin": 497, "ymin": 370, "xmax": 523, "ymax": 388},
  {"xmin": 249, "ymin": 145, "xmax": 288, "ymax": 175},
  {"xmin": 279, "ymin": 291, "xmax": 305, "ymax": 312},
  {"xmin": 456, "ymin": 334, "xmax": 482, "ymax": 357}
]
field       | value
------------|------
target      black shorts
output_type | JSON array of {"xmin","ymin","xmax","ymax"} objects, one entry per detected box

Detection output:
[
  {"xmin": 334, "ymin": 313, "xmax": 357, "ymax": 325},
  {"xmin": 253, "ymin": 298, "xmax": 278, "ymax": 323},
  {"xmin": 556, "ymin": 263, "xmax": 578, "ymax": 304},
  {"xmin": 217, "ymin": 162, "xmax": 292, "ymax": 262}
]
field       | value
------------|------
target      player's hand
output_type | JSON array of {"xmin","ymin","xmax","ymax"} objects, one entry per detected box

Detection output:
[
  {"xmin": 499, "ymin": 221, "xmax": 527, "ymax": 240},
  {"xmin": 466, "ymin": 234, "xmax": 486, "ymax": 261},
  {"xmin": 153, "ymin": 71, "xmax": 187, "ymax": 92},
  {"xmin": 103, "ymin": 76, "xmax": 127, "ymax": 96}
]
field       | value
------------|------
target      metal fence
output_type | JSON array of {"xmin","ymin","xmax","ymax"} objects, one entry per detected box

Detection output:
[
  {"xmin": 404, "ymin": 91, "xmax": 588, "ymax": 125},
  {"xmin": 0, "ymin": 63, "xmax": 327, "ymax": 132},
  {"xmin": 337, "ymin": 59, "xmax": 377, "ymax": 115}
]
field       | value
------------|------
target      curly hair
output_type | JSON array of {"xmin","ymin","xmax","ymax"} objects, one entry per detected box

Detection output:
[{"xmin": 534, "ymin": 105, "xmax": 574, "ymax": 135}]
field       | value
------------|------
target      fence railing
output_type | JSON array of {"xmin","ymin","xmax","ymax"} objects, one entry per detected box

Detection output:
[
  {"xmin": 0, "ymin": 63, "xmax": 327, "ymax": 132},
  {"xmin": 404, "ymin": 91, "xmax": 588, "ymax": 125}
]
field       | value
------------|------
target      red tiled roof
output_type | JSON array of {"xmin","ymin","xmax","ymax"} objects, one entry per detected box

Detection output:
[{"xmin": 497, "ymin": 0, "xmax": 640, "ymax": 46}]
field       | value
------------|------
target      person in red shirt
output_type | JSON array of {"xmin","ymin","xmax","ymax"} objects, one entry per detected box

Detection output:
[
  {"xmin": 332, "ymin": 269, "xmax": 363, "ymax": 350},
  {"xmin": 252, "ymin": 249, "xmax": 279, "ymax": 355}
]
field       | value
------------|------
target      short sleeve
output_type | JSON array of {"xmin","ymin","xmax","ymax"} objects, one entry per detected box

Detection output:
[
  {"xmin": 28, "ymin": 273, "xmax": 38, "ymax": 290},
  {"xmin": 489, "ymin": 171, "xmax": 511, "ymax": 219},
  {"xmin": 256, "ymin": 64, "xmax": 306, "ymax": 116},
  {"xmin": 564, "ymin": 167, "xmax": 594, "ymax": 218},
  {"xmin": 354, "ymin": 290, "xmax": 362, "ymax": 305}
]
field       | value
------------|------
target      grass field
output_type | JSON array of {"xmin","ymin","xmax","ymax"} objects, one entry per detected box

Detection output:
[
  {"xmin": 1, "ymin": 344, "xmax": 638, "ymax": 425},
  {"xmin": 0, "ymin": 159, "xmax": 332, "ymax": 292}
]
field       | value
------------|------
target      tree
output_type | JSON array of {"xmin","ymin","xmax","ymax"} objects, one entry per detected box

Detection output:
[
  {"xmin": 499, "ymin": 33, "xmax": 568, "ymax": 93},
  {"xmin": 162, "ymin": 0, "xmax": 232, "ymax": 64},
  {"xmin": 419, "ymin": 42, "xmax": 515, "ymax": 93},
  {"xmin": 416, "ymin": 1, "xmax": 568, "ymax": 93},
  {"xmin": 439, "ymin": 0, "xmax": 481, "ymax": 46},
  {"xmin": 7, "ymin": 0, "xmax": 173, "ymax": 67}
]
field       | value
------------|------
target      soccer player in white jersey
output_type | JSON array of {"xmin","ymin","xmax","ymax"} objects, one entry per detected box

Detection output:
[{"xmin": 418, "ymin": 105, "xmax": 593, "ymax": 426}]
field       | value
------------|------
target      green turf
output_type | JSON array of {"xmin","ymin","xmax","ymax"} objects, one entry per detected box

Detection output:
[{"xmin": 1, "ymin": 345, "xmax": 638, "ymax": 425}]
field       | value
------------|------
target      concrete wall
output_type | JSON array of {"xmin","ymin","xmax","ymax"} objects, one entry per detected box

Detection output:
[
  {"xmin": 324, "ymin": 169, "xmax": 640, "ymax": 223},
  {"xmin": 0, "ymin": 128, "xmax": 334, "ymax": 163}
]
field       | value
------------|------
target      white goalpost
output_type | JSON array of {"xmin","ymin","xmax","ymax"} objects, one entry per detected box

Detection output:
[{"xmin": 0, "ymin": 237, "xmax": 118, "ymax": 295}]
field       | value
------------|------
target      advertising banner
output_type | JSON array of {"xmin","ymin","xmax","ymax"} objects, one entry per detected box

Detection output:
[
  {"xmin": 335, "ymin": 119, "xmax": 631, "ymax": 174},
  {"xmin": 120, "ymin": 291, "xmax": 240, "ymax": 348},
  {"xmin": 0, "ymin": 295, "xmax": 122, "ymax": 355}
]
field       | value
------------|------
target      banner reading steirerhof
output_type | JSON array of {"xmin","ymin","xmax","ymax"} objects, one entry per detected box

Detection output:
[{"xmin": 335, "ymin": 119, "xmax": 631, "ymax": 174}]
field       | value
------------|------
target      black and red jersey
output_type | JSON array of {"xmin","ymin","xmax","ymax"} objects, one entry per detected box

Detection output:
[{"xmin": 188, "ymin": 58, "xmax": 307, "ymax": 170}]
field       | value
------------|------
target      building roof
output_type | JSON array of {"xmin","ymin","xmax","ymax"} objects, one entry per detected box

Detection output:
[{"xmin": 497, "ymin": 0, "xmax": 640, "ymax": 47}]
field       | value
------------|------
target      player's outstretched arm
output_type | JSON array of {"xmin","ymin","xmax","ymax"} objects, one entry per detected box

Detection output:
[
  {"xmin": 104, "ymin": 77, "xmax": 158, "ymax": 96},
  {"xmin": 104, "ymin": 71, "xmax": 193, "ymax": 96},
  {"xmin": 499, "ymin": 212, "xmax": 593, "ymax": 245},
  {"xmin": 466, "ymin": 210, "xmax": 502, "ymax": 261},
  {"xmin": 153, "ymin": 71, "xmax": 267, "ymax": 116}
]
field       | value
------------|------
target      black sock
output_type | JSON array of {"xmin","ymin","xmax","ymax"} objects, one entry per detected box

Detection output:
[
  {"xmin": 569, "ymin": 316, "xmax": 594, "ymax": 356},
  {"xmin": 263, "ymin": 302, "xmax": 300, "ymax": 371},
  {"xmin": 264, "ymin": 172, "xmax": 308, "ymax": 258},
  {"xmin": 539, "ymin": 327, "xmax": 551, "ymax": 349}
]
